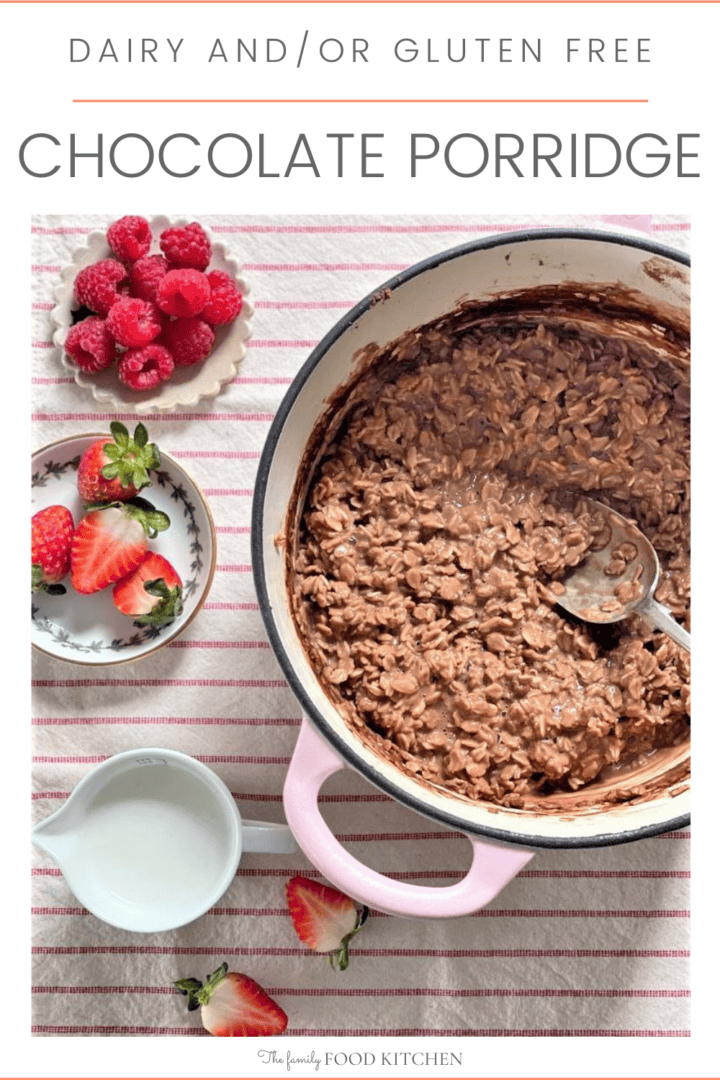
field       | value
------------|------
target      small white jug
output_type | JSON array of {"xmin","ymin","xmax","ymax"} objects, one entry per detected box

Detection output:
[{"xmin": 32, "ymin": 748, "xmax": 296, "ymax": 933}]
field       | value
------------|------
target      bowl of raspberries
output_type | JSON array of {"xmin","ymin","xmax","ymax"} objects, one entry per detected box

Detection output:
[
  {"xmin": 31, "ymin": 422, "xmax": 217, "ymax": 664},
  {"xmin": 51, "ymin": 216, "xmax": 253, "ymax": 413}
]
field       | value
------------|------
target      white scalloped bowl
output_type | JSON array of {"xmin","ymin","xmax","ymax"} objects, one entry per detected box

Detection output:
[{"xmin": 50, "ymin": 216, "xmax": 254, "ymax": 414}]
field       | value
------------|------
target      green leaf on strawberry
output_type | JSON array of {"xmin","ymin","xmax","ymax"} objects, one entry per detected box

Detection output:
[
  {"xmin": 31, "ymin": 563, "xmax": 66, "ymax": 595},
  {"xmin": 97, "ymin": 422, "xmax": 161, "ymax": 493},
  {"xmin": 112, "ymin": 552, "xmax": 183, "ymax": 627},
  {"xmin": 83, "ymin": 498, "xmax": 170, "ymax": 539},
  {"xmin": 134, "ymin": 577, "xmax": 183, "ymax": 627}
]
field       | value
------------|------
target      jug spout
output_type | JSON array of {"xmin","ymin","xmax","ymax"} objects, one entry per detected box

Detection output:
[{"xmin": 31, "ymin": 804, "xmax": 76, "ymax": 863}]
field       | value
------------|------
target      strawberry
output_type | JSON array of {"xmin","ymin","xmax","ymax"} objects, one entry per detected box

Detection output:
[
  {"xmin": 31, "ymin": 505, "xmax": 74, "ymax": 594},
  {"xmin": 77, "ymin": 421, "xmax": 161, "ymax": 503},
  {"xmin": 70, "ymin": 500, "xmax": 170, "ymax": 595},
  {"xmin": 285, "ymin": 875, "xmax": 368, "ymax": 970},
  {"xmin": 113, "ymin": 552, "xmax": 183, "ymax": 627},
  {"xmin": 174, "ymin": 963, "xmax": 288, "ymax": 1038}
]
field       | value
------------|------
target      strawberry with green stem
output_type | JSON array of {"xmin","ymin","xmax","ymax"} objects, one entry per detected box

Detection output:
[
  {"xmin": 77, "ymin": 421, "xmax": 161, "ymax": 504},
  {"xmin": 113, "ymin": 552, "xmax": 183, "ymax": 628},
  {"xmin": 285, "ymin": 875, "xmax": 369, "ymax": 970},
  {"xmin": 31, "ymin": 505, "xmax": 75, "ymax": 594},
  {"xmin": 71, "ymin": 499, "xmax": 170, "ymax": 595},
  {"xmin": 175, "ymin": 963, "xmax": 288, "ymax": 1037}
]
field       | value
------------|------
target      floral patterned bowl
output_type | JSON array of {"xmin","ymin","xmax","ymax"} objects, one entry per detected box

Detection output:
[
  {"xmin": 31, "ymin": 434, "xmax": 217, "ymax": 665},
  {"xmin": 50, "ymin": 216, "xmax": 253, "ymax": 414}
]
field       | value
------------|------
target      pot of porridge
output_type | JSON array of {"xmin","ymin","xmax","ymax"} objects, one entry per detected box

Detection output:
[{"xmin": 252, "ymin": 229, "xmax": 690, "ymax": 917}]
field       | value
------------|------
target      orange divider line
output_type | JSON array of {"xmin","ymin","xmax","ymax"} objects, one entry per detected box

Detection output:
[
  {"xmin": 74, "ymin": 98, "xmax": 649, "ymax": 104},
  {"xmin": 8, "ymin": 1, "xmax": 720, "ymax": 4}
]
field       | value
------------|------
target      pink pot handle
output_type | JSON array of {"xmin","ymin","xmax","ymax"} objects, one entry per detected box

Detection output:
[{"xmin": 283, "ymin": 719, "xmax": 534, "ymax": 918}]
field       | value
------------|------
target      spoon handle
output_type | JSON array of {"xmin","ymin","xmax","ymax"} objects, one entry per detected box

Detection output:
[{"xmin": 636, "ymin": 596, "xmax": 691, "ymax": 653}]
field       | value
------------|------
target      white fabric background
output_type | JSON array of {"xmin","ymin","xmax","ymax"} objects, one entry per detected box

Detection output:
[{"xmin": 31, "ymin": 213, "xmax": 690, "ymax": 1037}]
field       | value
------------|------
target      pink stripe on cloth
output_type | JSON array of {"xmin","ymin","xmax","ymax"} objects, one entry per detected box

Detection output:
[
  {"xmin": 33, "ymin": 753, "xmax": 290, "ymax": 765},
  {"xmin": 519, "ymin": 869, "xmax": 690, "ymax": 880},
  {"xmin": 32, "ymin": 905, "xmax": 688, "ymax": 919},
  {"xmin": 31, "ymin": 260, "xmax": 408, "ymax": 274},
  {"xmin": 257, "ymin": 299, "xmax": 354, "ymax": 309},
  {"xmin": 31, "ymin": 1026, "xmax": 209, "ymax": 1036},
  {"xmin": 232, "ymin": 867, "xmax": 688, "ymax": 880},
  {"xmin": 30, "ymin": 863, "xmax": 689, "ymax": 881},
  {"xmin": 250, "ymin": 338, "xmax": 319, "ymax": 348},
  {"xmin": 30, "ymin": 1025, "xmax": 691, "ymax": 1036},
  {"xmin": 32, "ymin": 715, "xmax": 298, "ymax": 726},
  {"xmin": 31, "ymin": 945, "xmax": 691, "ymax": 959},
  {"xmin": 244, "ymin": 262, "xmax": 409, "ymax": 272},
  {"xmin": 168, "ymin": 449, "xmax": 261, "ymax": 459},
  {"xmin": 32, "ymin": 412, "xmax": 274, "ymax": 423},
  {"xmin": 34, "ymin": 336, "xmax": 316, "ymax": 351},
  {"xmin": 32, "ymin": 226, "xmax": 94, "ymax": 235},
  {"xmin": 167, "ymin": 638, "xmax": 269, "ymax": 647},
  {"xmin": 214, "ymin": 223, "xmax": 538, "ymax": 235},
  {"xmin": 32, "ymin": 985, "xmax": 689, "ymax": 999},
  {"xmin": 33, "ymin": 678, "xmax": 288, "ymax": 687},
  {"xmin": 203, "ymin": 601, "xmax": 260, "ymax": 610},
  {"xmin": 233, "ymin": 376, "xmax": 293, "ymax": 385},
  {"xmin": 294, "ymin": 1028, "xmax": 691, "ymax": 1037}
]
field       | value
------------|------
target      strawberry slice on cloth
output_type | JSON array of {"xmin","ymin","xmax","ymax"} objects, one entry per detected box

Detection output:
[
  {"xmin": 285, "ymin": 875, "xmax": 369, "ymax": 970},
  {"xmin": 174, "ymin": 963, "xmax": 288, "ymax": 1037}
]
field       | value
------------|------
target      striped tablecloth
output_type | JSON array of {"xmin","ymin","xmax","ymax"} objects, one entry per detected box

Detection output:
[{"xmin": 31, "ymin": 214, "xmax": 690, "ymax": 1038}]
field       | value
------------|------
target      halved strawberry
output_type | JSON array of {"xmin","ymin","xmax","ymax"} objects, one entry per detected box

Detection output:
[
  {"xmin": 70, "ymin": 500, "xmax": 170, "ymax": 595},
  {"xmin": 77, "ymin": 421, "xmax": 161, "ymax": 503},
  {"xmin": 113, "ymin": 552, "xmax": 183, "ymax": 627},
  {"xmin": 32, "ymin": 505, "xmax": 75, "ymax": 594},
  {"xmin": 285, "ymin": 875, "xmax": 368, "ymax": 970},
  {"xmin": 175, "ymin": 963, "xmax": 288, "ymax": 1038}
]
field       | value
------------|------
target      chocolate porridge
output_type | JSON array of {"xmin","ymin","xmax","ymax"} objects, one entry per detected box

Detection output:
[{"xmin": 288, "ymin": 294, "xmax": 690, "ymax": 809}]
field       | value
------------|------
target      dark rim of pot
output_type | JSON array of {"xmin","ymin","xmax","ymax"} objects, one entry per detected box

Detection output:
[{"xmin": 251, "ymin": 228, "xmax": 691, "ymax": 849}]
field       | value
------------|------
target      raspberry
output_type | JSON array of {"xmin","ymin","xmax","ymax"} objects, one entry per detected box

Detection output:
[
  {"xmin": 162, "ymin": 317, "xmax": 215, "ymax": 367},
  {"xmin": 118, "ymin": 344, "xmax": 175, "ymax": 391},
  {"xmin": 129, "ymin": 254, "xmax": 169, "ymax": 303},
  {"xmin": 106, "ymin": 297, "xmax": 162, "ymax": 348},
  {"xmin": 159, "ymin": 222, "xmax": 212, "ymax": 270},
  {"xmin": 156, "ymin": 268, "xmax": 211, "ymax": 318},
  {"xmin": 74, "ymin": 259, "xmax": 127, "ymax": 317},
  {"xmin": 64, "ymin": 316, "xmax": 117, "ymax": 373},
  {"xmin": 107, "ymin": 215, "xmax": 153, "ymax": 264},
  {"xmin": 202, "ymin": 270, "xmax": 244, "ymax": 326}
]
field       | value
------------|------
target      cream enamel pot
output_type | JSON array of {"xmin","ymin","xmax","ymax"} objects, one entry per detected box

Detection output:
[{"xmin": 252, "ymin": 229, "xmax": 690, "ymax": 917}]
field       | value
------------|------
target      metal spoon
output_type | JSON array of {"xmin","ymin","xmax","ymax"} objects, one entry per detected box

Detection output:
[{"xmin": 556, "ymin": 499, "xmax": 690, "ymax": 652}]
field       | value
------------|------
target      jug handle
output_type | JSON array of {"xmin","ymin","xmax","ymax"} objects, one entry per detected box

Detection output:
[
  {"xmin": 283, "ymin": 719, "xmax": 533, "ymax": 919},
  {"xmin": 241, "ymin": 820, "xmax": 298, "ymax": 855}
]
